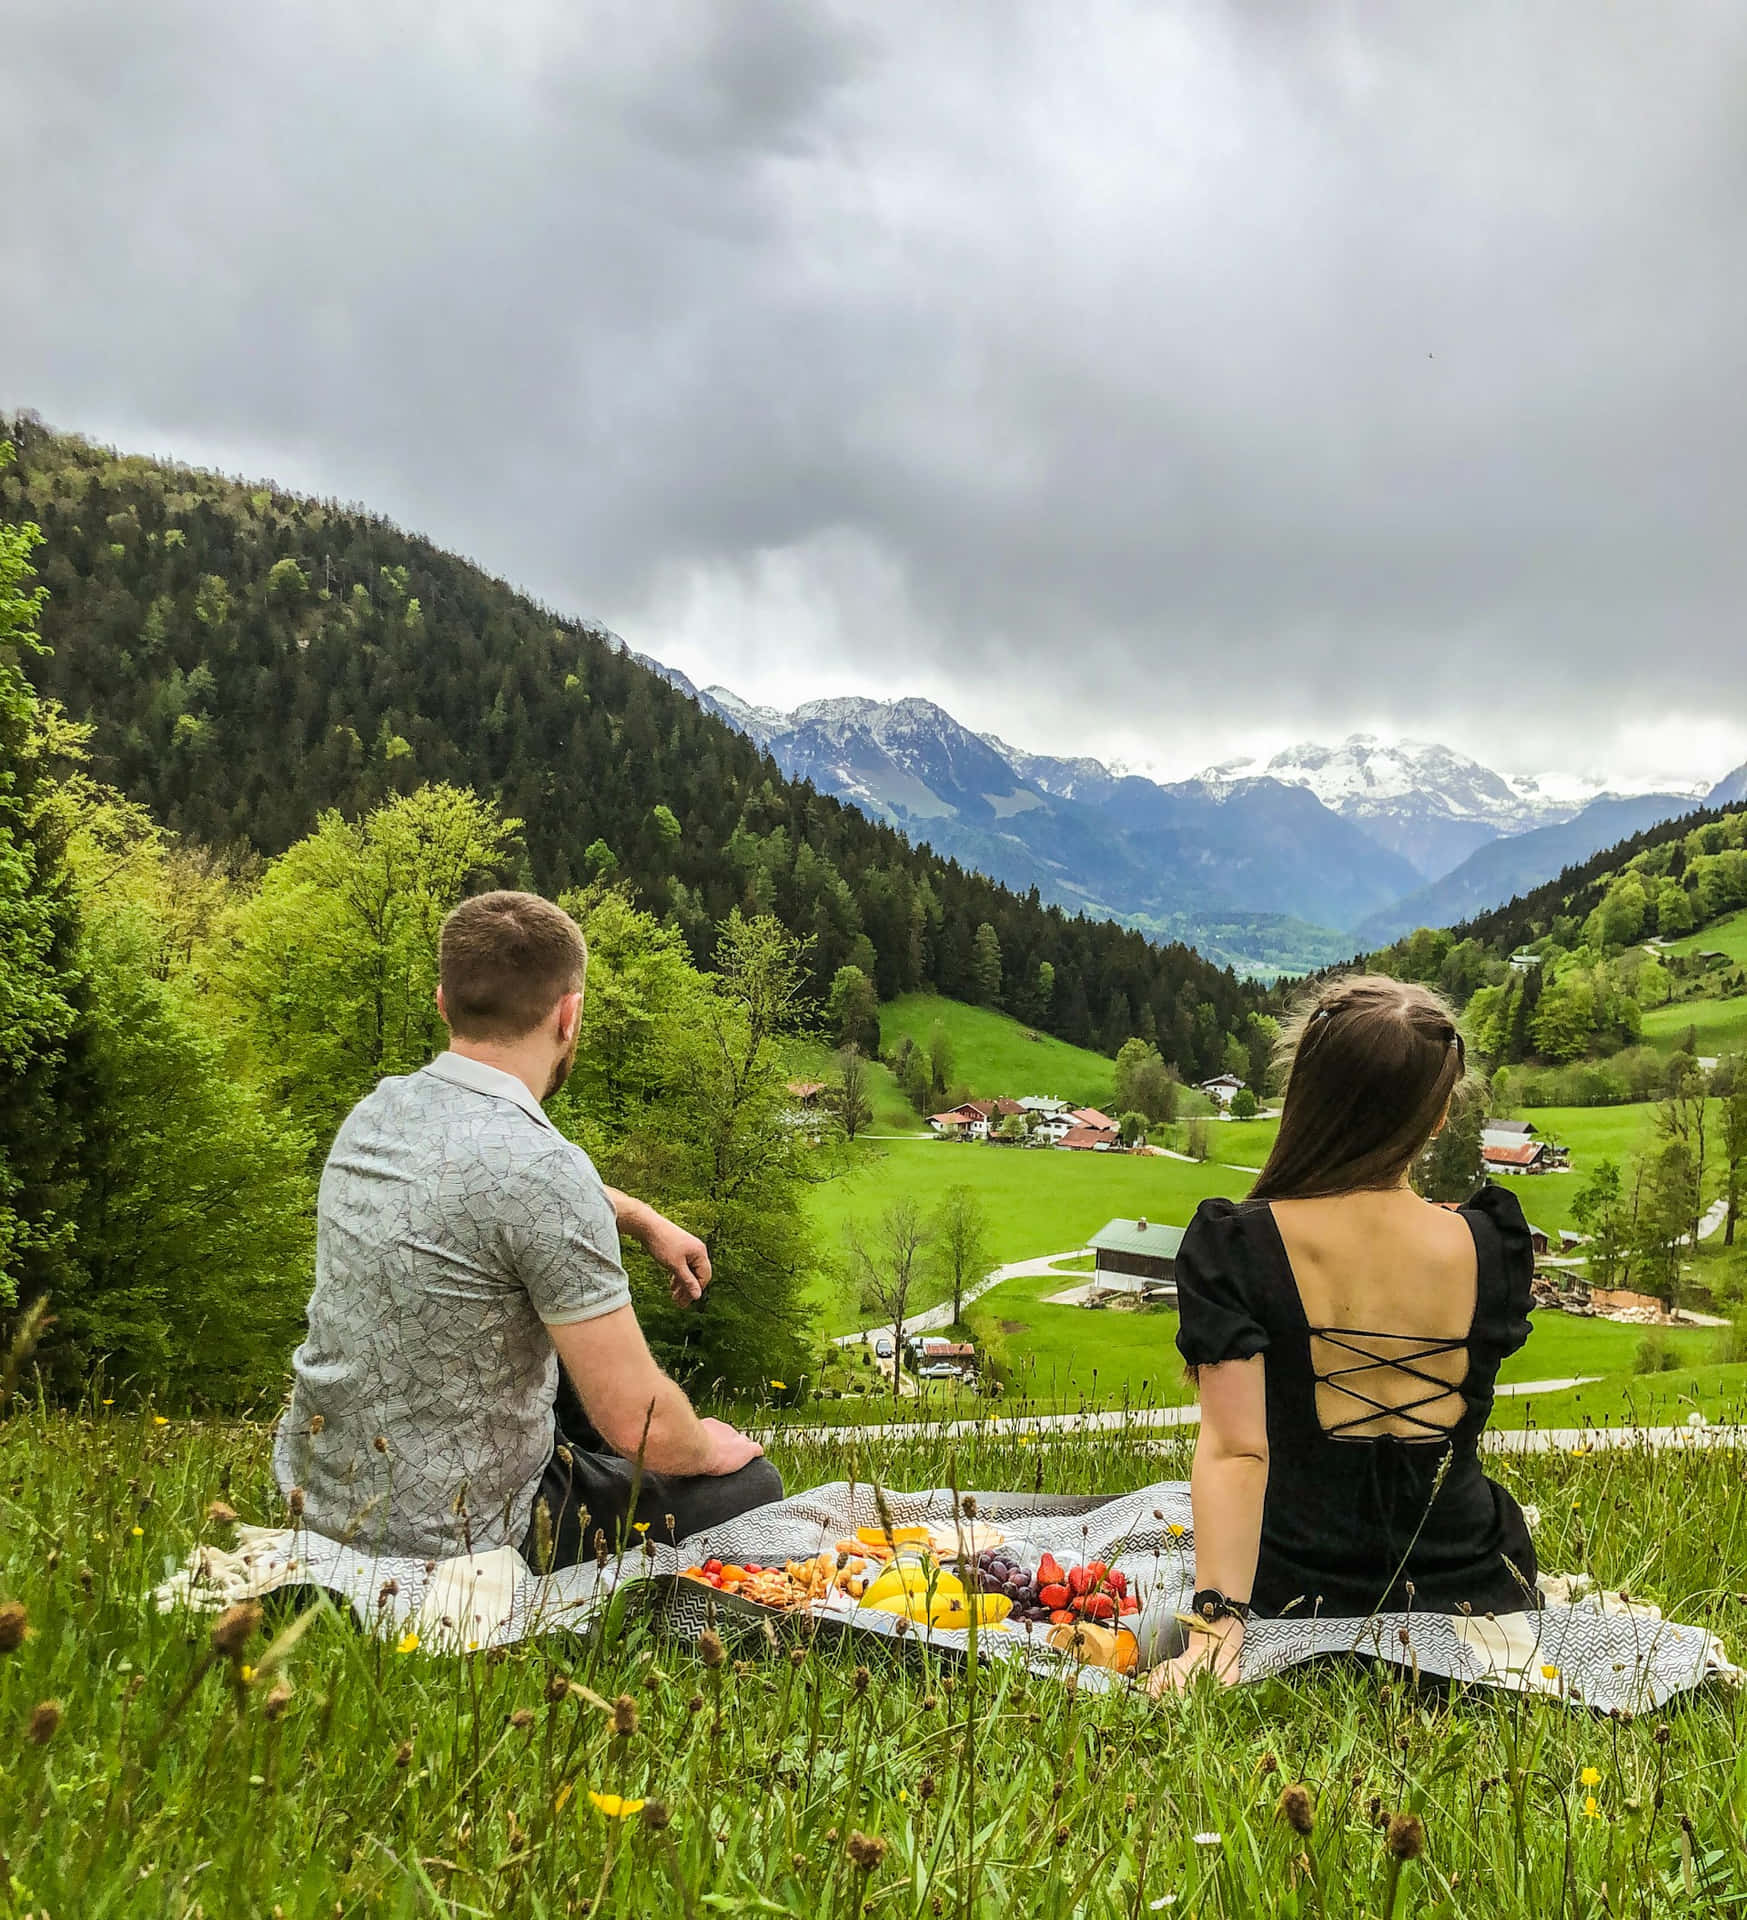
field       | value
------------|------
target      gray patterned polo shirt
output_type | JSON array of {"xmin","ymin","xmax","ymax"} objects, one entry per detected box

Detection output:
[{"xmin": 273, "ymin": 1052, "xmax": 631, "ymax": 1558}]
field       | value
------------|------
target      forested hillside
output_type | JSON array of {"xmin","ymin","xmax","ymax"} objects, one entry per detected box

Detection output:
[{"xmin": 2, "ymin": 416, "xmax": 1265, "ymax": 1078}]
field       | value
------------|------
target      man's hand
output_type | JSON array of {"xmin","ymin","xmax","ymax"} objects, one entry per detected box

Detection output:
[
  {"xmin": 607, "ymin": 1191, "xmax": 712, "ymax": 1305},
  {"xmin": 698, "ymin": 1417, "xmax": 764, "ymax": 1476}
]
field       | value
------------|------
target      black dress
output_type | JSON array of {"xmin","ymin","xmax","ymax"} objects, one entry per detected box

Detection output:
[{"xmin": 1174, "ymin": 1183, "xmax": 1539, "ymax": 1619}]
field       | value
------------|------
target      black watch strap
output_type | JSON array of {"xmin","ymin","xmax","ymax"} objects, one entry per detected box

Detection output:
[{"xmin": 1191, "ymin": 1588, "xmax": 1251, "ymax": 1623}]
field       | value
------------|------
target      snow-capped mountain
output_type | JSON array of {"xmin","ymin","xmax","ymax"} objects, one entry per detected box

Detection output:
[{"xmin": 1199, "ymin": 733, "xmax": 1708, "ymax": 877}]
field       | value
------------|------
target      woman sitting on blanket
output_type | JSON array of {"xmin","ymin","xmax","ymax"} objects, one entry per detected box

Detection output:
[{"xmin": 1147, "ymin": 973, "xmax": 1537, "ymax": 1695}]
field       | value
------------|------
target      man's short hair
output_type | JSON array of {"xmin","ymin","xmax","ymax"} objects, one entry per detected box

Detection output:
[{"xmin": 439, "ymin": 891, "xmax": 586, "ymax": 1042}]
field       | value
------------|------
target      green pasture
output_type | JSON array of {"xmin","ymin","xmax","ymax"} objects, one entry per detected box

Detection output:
[
  {"xmin": 1640, "ymin": 991, "xmax": 1747, "ymax": 1058},
  {"xmin": 785, "ymin": 1037, "xmax": 932, "ymax": 1134},
  {"xmin": 12, "ymin": 1406, "xmax": 1747, "ymax": 1914},
  {"xmin": 876, "ymin": 993, "xmax": 1119, "ymax": 1107},
  {"xmin": 1662, "ymin": 906, "xmax": 1747, "ymax": 966},
  {"xmin": 806, "ymin": 1136, "xmax": 1255, "ymax": 1329}
]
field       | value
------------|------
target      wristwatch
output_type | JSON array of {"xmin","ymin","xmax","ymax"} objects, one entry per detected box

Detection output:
[{"xmin": 1190, "ymin": 1588, "xmax": 1251, "ymax": 1624}]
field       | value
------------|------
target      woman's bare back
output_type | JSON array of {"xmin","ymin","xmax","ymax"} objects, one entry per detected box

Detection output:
[{"xmin": 1267, "ymin": 1188, "xmax": 1479, "ymax": 1442}]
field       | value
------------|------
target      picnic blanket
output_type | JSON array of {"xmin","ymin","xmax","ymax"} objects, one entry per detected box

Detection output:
[{"xmin": 154, "ymin": 1480, "xmax": 1738, "ymax": 1713}]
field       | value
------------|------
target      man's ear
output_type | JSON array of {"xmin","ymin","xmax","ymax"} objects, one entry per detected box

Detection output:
[
  {"xmin": 557, "ymin": 990, "xmax": 583, "ymax": 1045},
  {"xmin": 435, "ymin": 984, "xmax": 449, "ymax": 1025}
]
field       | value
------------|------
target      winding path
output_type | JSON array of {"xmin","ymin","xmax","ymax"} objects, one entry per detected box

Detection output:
[{"xmin": 829, "ymin": 1249, "xmax": 1091, "ymax": 1349}]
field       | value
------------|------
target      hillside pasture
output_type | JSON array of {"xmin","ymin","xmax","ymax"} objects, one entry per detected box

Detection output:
[
  {"xmin": 876, "ymin": 993, "xmax": 1119, "ymax": 1107},
  {"xmin": 1640, "ymin": 991, "xmax": 1747, "ymax": 1058},
  {"xmin": 1662, "ymin": 906, "xmax": 1747, "ymax": 967}
]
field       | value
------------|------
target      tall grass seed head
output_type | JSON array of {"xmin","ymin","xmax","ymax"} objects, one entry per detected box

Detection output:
[
  {"xmin": 612, "ymin": 1693, "xmax": 639, "ymax": 1736},
  {"xmin": 26, "ymin": 1699, "xmax": 62, "ymax": 1745},
  {"xmin": 1277, "ymin": 1784, "xmax": 1316, "ymax": 1835},
  {"xmin": 846, "ymin": 1831, "xmax": 888, "ymax": 1872},
  {"xmin": 211, "ymin": 1600, "xmax": 263, "ymax": 1659},
  {"xmin": 698, "ymin": 1629, "xmax": 726, "ymax": 1669},
  {"xmin": 0, "ymin": 1600, "xmax": 28, "ymax": 1653},
  {"xmin": 1385, "ymin": 1812, "xmax": 1425, "ymax": 1861}
]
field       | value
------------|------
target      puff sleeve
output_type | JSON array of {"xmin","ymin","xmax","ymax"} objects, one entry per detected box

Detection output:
[
  {"xmin": 1463, "ymin": 1182, "xmax": 1534, "ymax": 1360},
  {"xmin": 1174, "ymin": 1197, "xmax": 1272, "ymax": 1369}
]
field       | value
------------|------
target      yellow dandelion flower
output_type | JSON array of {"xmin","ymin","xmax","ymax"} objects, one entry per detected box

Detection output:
[
  {"xmin": 1580, "ymin": 1766, "xmax": 1600, "ymax": 1787},
  {"xmin": 152, "ymin": 1415, "xmax": 169, "ymax": 1427},
  {"xmin": 396, "ymin": 1630, "xmax": 420, "ymax": 1654},
  {"xmin": 240, "ymin": 1664, "xmax": 255, "ymax": 1683},
  {"xmin": 1167, "ymin": 1523, "xmax": 1187, "ymax": 1539},
  {"xmin": 130, "ymin": 1526, "xmax": 144, "ymax": 1539},
  {"xmin": 102, "ymin": 1397, "xmax": 115, "ymax": 1406},
  {"xmin": 588, "ymin": 1791, "xmax": 645, "ymax": 1819},
  {"xmin": 1540, "ymin": 1664, "xmax": 1560, "ymax": 1682},
  {"xmin": 1583, "ymin": 1795, "xmax": 1599, "ymax": 1819},
  {"xmin": 1018, "ymin": 1435, "xmax": 1035, "ymax": 1447},
  {"xmin": 769, "ymin": 1380, "xmax": 787, "ymax": 1391},
  {"xmin": 633, "ymin": 1521, "xmax": 650, "ymax": 1535}
]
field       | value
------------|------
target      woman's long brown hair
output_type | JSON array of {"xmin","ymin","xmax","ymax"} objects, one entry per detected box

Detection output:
[{"xmin": 1248, "ymin": 973, "xmax": 1470, "ymax": 1201}]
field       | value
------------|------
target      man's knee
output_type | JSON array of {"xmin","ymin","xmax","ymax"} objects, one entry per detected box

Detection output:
[{"xmin": 737, "ymin": 1455, "xmax": 784, "ymax": 1510}]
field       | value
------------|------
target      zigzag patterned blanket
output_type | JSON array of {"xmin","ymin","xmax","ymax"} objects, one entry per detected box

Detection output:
[{"xmin": 154, "ymin": 1480, "xmax": 1737, "ymax": 1713}]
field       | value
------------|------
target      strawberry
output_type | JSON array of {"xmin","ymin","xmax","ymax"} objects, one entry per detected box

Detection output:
[
  {"xmin": 1107, "ymin": 1569, "xmax": 1128, "ymax": 1596},
  {"xmin": 1049, "ymin": 1608, "xmax": 1077, "ymax": 1626},
  {"xmin": 1037, "ymin": 1554, "xmax": 1065, "ymax": 1587},
  {"xmin": 1039, "ymin": 1582, "xmax": 1071, "ymax": 1610},
  {"xmin": 1082, "ymin": 1593, "xmax": 1115, "ymax": 1621},
  {"xmin": 1066, "ymin": 1565, "xmax": 1090, "ymax": 1598}
]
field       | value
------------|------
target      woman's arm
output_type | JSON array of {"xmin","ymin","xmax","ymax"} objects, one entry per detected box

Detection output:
[{"xmin": 1148, "ymin": 1354, "xmax": 1268, "ymax": 1693}]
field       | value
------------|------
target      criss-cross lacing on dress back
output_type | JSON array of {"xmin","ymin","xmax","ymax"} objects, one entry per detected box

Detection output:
[{"xmin": 1305, "ymin": 1326, "xmax": 1471, "ymax": 1443}]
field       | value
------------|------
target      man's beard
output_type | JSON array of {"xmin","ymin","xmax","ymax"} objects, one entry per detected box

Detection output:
[{"xmin": 545, "ymin": 1042, "xmax": 578, "ymax": 1100}]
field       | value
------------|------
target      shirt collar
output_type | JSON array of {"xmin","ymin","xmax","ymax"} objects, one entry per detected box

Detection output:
[{"xmin": 422, "ymin": 1051, "xmax": 556, "ymax": 1132}]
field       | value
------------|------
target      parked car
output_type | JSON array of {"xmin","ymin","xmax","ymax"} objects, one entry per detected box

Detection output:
[{"xmin": 873, "ymin": 1336, "xmax": 894, "ymax": 1359}]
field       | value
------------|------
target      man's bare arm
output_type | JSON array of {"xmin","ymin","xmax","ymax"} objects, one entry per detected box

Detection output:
[
  {"xmin": 544, "ymin": 1306, "xmax": 760, "ymax": 1477},
  {"xmin": 604, "ymin": 1189, "xmax": 712, "ymax": 1305}
]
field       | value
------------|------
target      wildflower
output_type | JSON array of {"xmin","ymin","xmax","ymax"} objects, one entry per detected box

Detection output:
[
  {"xmin": 396, "ymin": 1630, "xmax": 421, "ymax": 1654},
  {"xmin": 770, "ymin": 1380, "xmax": 787, "ymax": 1391},
  {"xmin": 612, "ymin": 1694, "xmax": 639, "ymax": 1736},
  {"xmin": 1540, "ymin": 1665, "xmax": 1560, "ymax": 1682},
  {"xmin": 1167, "ymin": 1523, "xmax": 1187, "ymax": 1539},
  {"xmin": 1277, "ymin": 1784, "xmax": 1315, "ymax": 1835},
  {"xmin": 0, "ymin": 1602, "xmax": 29, "ymax": 1653},
  {"xmin": 1583, "ymin": 1795, "xmax": 1600, "ymax": 1819},
  {"xmin": 1580, "ymin": 1766, "xmax": 1601, "ymax": 1787},
  {"xmin": 102, "ymin": 1397, "xmax": 114, "ymax": 1406},
  {"xmin": 239, "ymin": 1664, "xmax": 255, "ymax": 1683},
  {"xmin": 1384, "ymin": 1813, "xmax": 1425, "ymax": 1861},
  {"xmin": 633, "ymin": 1521, "xmax": 649, "ymax": 1535},
  {"xmin": 588, "ymin": 1791, "xmax": 646, "ymax": 1818},
  {"xmin": 845, "ymin": 1831, "xmax": 888, "ymax": 1871},
  {"xmin": 210, "ymin": 1601, "xmax": 262, "ymax": 1659},
  {"xmin": 1192, "ymin": 1832, "xmax": 1222, "ymax": 1847},
  {"xmin": 131, "ymin": 1526, "xmax": 144, "ymax": 1539},
  {"xmin": 152, "ymin": 1415, "xmax": 169, "ymax": 1427}
]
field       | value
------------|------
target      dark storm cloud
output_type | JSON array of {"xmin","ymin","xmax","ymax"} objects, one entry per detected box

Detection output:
[{"xmin": 4, "ymin": 1, "xmax": 1746, "ymax": 779}]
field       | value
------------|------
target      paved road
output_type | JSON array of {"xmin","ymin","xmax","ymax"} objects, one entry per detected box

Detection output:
[
  {"xmin": 830, "ymin": 1249, "xmax": 1089, "ymax": 1348},
  {"xmin": 760, "ymin": 1376, "xmax": 1625, "ymax": 1446}
]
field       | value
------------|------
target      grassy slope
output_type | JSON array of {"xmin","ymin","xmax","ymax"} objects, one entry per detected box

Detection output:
[
  {"xmin": 785, "ymin": 1038, "xmax": 932, "ymax": 1135},
  {"xmin": 876, "ymin": 993, "xmax": 1118, "ymax": 1107},
  {"xmin": 12, "ymin": 1410, "xmax": 1747, "ymax": 1914},
  {"xmin": 1662, "ymin": 906, "xmax": 1747, "ymax": 965},
  {"xmin": 1640, "ymin": 992, "xmax": 1747, "ymax": 1057}
]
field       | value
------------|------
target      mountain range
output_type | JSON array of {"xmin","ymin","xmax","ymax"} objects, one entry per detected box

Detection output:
[{"xmin": 632, "ymin": 658, "xmax": 1741, "ymax": 974}]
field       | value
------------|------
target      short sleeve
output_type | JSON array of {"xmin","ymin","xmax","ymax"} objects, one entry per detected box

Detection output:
[
  {"xmin": 1462, "ymin": 1182, "xmax": 1533, "ymax": 1359},
  {"xmin": 1174, "ymin": 1198, "xmax": 1272, "ymax": 1368},
  {"xmin": 500, "ymin": 1139, "xmax": 633, "ymax": 1326}
]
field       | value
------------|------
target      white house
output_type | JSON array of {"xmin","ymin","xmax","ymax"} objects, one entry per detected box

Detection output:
[{"xmin": 1199, "ymin": 1073, "xmax": 1245, "ymax": 1110}]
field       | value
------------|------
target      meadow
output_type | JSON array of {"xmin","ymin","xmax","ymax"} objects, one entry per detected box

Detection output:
[
  {"xmin": 1640, "ymin": 993, "xmax": 1747, "ymax": 1059},
  {"xmin": 8, "ymin": 1403, "xmax": 1747, "ymax": 1917},
  {"xmin": 876, "ymin": 995, "xmax": 1124, "ymax": 1109},
  {"xmin": 1662, "ymin": 907, "xmax": 1747, "ymax": 968}
]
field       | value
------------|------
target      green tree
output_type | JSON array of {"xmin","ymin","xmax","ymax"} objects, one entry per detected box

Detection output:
[
  {"xmin": 1632, "ymin": 1140, "xmax": 1699, "ymax": 1309},
  {"xmin": 1571, "ymin": 1158, "xmax": 1630, "ymax": 1290},
  {"xmin": 825, "ymin": 963, "xmax": 880, "ymax": 1055},
  {"xmin": 219, "ymin": 784, "xmax": 521, "ymax": 1146},
  {"xmin": 1113, "ymin": 1037, "xmax": 1179, "ymax": 1123},
  {"xmin": 1718, "ymin": 1059, "xmax": 1747, "ymax": 1249},
  {"xmin": 927, "ymin": 1019, "xmax": 954, "ymax": 1096},
  {"xmin": 970, "ymin": 922, "xmax": 1003, "ymax": 1006},
  {"xmin": 892, "ymin": 1035, "xmax": 932, "ymax": 1115},
  {"xmin": 1411, "ymin": 1087, "xmax": 1484, "ymax": 1203},
  {"xmin": 1118, "ymin": 1110, "xmax": 1149, "ymax": 1147},
  {"xmin": 0, "ymin": 450, "xmax": 87, "ymax": 1314},
  {"xmin": 845, "ymin": 1198, "xmax": 932, "ymax": 1404},
  {"xmin": 932, "ymin": 1184, "xmax": 990, "ymax": 1326},
  {"xmin": 831, "ymin": 1042, "xmax": 873, "ymax": 1143}
]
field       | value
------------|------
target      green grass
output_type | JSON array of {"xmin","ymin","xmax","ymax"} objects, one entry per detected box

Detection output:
[
  {"xmin": 1662, "ymin": 906, "xmax": 1747, "ymax": 966},
  {"xmin": 877, "ymin": 993, "xmax": 1118, "ymax": 1107},
  {"xmin": 807, "ymin": 1138, "xmax": 1257, "ymax": 1330},
  {"xmin": 10, "ymin": 1404, "xmax": 1747, "ymax": 1915},
  {"xmin": 1640, "ymin": 991, "xmax": 1747, "ymax": 1059},
  {"xmin": 785, "ymin": 1038, "xmax": 932, "ymax": 1135}
]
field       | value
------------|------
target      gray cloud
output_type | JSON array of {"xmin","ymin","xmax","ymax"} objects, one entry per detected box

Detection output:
[{"xmin": 4, "ymin": 1, "xmax": 1746, "ymax": 783}]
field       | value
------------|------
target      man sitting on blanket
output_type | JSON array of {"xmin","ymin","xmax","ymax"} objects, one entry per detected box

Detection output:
[{"xmin": 273, "ymin": 888, "xmax": 780, "ymax": 1568}]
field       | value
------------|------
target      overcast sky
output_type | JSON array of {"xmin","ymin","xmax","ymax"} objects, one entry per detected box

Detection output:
[{"xmin": 5, "ymin": 1, "xmax": 1746, "ymax": 786}]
